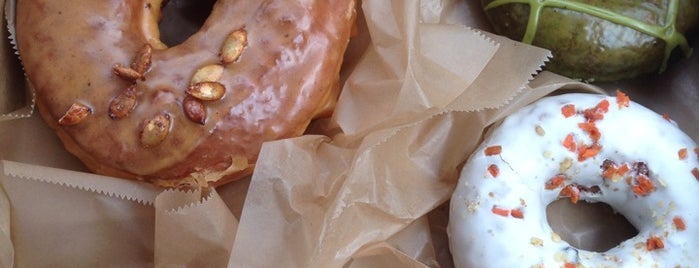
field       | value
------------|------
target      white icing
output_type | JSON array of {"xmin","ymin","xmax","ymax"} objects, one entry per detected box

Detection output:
[{"xmin": 448, "ymin": 93, "xmax": 699, "ymax": 267}]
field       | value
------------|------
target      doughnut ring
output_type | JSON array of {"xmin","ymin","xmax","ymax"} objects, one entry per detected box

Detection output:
[
  {"xmin": 449, "ymin": 92, "xmax": 699, "ymax": 267},
  {"xmin": 15, "ymin": 0, "xmax": 356, "ymax": 187}
]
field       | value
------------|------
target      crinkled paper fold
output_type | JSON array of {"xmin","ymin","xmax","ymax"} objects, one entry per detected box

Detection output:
[
  {"xmin": 228, "ymin": 0, "xmax": 557, "ymax": 266},
  {"xmin": 0, "ymin": 0, "xmax": 618, "ymax": 267}
]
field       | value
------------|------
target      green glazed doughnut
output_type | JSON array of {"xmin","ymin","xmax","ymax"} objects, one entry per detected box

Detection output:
[{"xmin": 481, "ymin": 0, "xmax": 699, "ymax": 81}]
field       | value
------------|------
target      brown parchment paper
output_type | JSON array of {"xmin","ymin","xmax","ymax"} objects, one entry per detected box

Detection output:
[
  {"xmin": 0, "ymin": 0, "xmax": 31, "ymax": 121},
  {"xmin": 0, "ymin": 161, "xmax": 159, "ymax": 267},
  {"xmin": 226, "ymin": 0, "xmax": 553, "ymax": 267},
  {"xmin": 154, "ymin": 189, "xmax": 238, "ymax": 267},
  {"xmin": 1, "ymin": 0, "xmax": 697, "ymax": 267}
]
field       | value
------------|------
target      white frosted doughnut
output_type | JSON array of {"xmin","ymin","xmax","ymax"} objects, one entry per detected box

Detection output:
[{"xmin": 448, "ymin": 92, "xmax": 699, "ymax": 267}]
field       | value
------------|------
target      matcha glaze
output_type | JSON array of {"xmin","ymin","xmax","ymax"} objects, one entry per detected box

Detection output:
[{"xmin": 482, "ymin": 0, "xmax": 699, "ymax": 81}]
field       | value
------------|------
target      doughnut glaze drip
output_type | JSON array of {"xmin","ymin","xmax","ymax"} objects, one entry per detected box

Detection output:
[
  {"xmin": 449, "ymin": 93, "xmax": 699, "ymax": 267},
  {"xmin": 15, "ymin": 0, "xmax": 356, "ymax": 187}
]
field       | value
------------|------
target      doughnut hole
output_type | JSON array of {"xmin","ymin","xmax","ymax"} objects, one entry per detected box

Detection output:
[
  {"xmin": 546, "ymin": 199, "xmax": 638, "ymax": 252},
  {"xmin": 159, "ymin": 0, "xmax": 218, "ymax": 47}
]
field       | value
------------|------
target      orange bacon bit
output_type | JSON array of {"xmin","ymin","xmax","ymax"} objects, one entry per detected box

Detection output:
[
  {"xmin": 695, "ymin": 147, "xmax": 699, "ymax": 158},
  {"xmin": 583, "ymin": 108, "xmax": 604, "ymax": 121},
  {"xmin": 646, "ymin": 236, "xmax": 664, "ymax": 251},
  {"xmin": 578, "ymin": 143, "xmax": 602, "ymax": 162},
  {"xmin": 488, "ymin": 164, "xmax": 499, "ymax": 178},
  {"xmin": 602, "ymin": 164, "xmax": 618, "ymax": 179},
  {"xmin": 510, "ymin": 208, "xmax": 524, "ymax": 219},
  {"xmin": 484, "ymin": 145, "xmax": 502, "ymax": 156},
  {"xmin": 559, "ymin": 184, "xmax": 580, "ymax": 204},
  {"xmin": 616, "ymin": 90, "xmax": 630, "ymax": 109},
  {"xmin": 596, "ymin": 99, "xmax": 610, "ymax": 113},
  {"xmin": 679, "ymin": 148, "xmax": 688, "ymax": 160},
  {"xmin": 564, "ymin": 262, "xmax": 577, "ymax": 268},
  {"xmin": 632, "ymin": 175, "xmax": 656, "ymax": 196},
  {"xmin": 601, "ymin": 161, "xmax": 629, "ymax": 180},
  {"xmin": 692, "ymin": 168, "xmax": 699, "ymax": 181},
  {"xmin": 673, "ymin": 216, "xmax": 686, "ymax": 231},
  {"xmin": 492, "ymin": 206, "xmax": 524, "ymax": 219},
  {"xmin": 563, "ymin": 133, "xmax": 577, "ymax": 152},
  {"xmin": 561, "ymin": 104, "xmax": 576, "ymax": 118},
  {"xmin": 617, "ymin": 163, "xmax": 630, "ymax": 176},
  {"xmin": 662, "ymin": 113, "xmax": 672, "ymax": 122},
  {"xmin": 583, "ymin": 99, "xmax": 610, "ymax": 121},
  {"xmin": 491, "ymin": 206, "xmax": 510, "ymax": 217},
  {"xmin": 545, "ymin": 174, "xmax": 566, "ymax": 190},
  {"xmin": 578, "ymin": 122, "xmax": 601, "ymax": 142}
]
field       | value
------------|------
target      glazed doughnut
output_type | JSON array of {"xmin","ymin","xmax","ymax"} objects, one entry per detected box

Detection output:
[
  {"xmin": 449, "ymin": 92, "xmax": 699, "ymax": 267},
  {"xmin": 14, "ymin": 0, "xmax": 356, "ymax": 187}
]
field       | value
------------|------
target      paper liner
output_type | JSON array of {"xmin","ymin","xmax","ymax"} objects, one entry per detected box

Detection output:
[
  {"xmin": 155, "ymin": 189, "xmax": 238, "ymax": 267},
  {"xmin": 0, "ymin": 160, "xmax": 245, "ymax": 268},
  {"xmin": 226, "ymin": 0, "xmax": 553, "ymax": 266},
  {"xmin": 0, "ymin": 161, "xmax": 158, "ymax": 267},
  {"xmin": 0, "ymin": 180, "xmax": 11, "ymax": 268},
  {"xmin": 1, "ymin": 0, "xmax": 689, "ymax": 267},
  {"xmin": 1, "ymin": 0, "xmax": 33, "ymax": 121},
  {"xmin": 345, "ymin": 216, "xmax": 439, "ymax": 267},
  {"xmin": 3, "ymin": 161, "xmax": 159, "ymax": 204}
]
